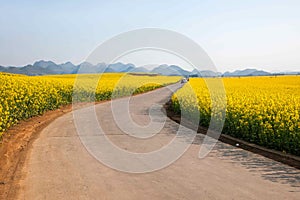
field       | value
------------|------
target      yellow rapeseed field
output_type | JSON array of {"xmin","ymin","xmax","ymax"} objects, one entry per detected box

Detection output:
[
  {"xmin": 0, "ymin": 73, "xmax": 180, "ymax": 136},
  {"xmin": 172, "ymin": 76, "xmax": 300, "ymax": 155}
]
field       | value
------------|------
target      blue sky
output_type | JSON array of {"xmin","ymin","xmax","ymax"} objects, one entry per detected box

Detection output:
[{"xmin": 0, "ymin": 0, "xmax": 300, "ymax": 72}]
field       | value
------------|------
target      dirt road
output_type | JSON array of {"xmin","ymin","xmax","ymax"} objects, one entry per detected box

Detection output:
[{"xmin": 16, "ymin": 83, "xmax": 300, "ymax": 199}]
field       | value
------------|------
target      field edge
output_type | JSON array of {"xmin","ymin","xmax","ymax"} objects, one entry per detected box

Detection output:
[{"xmin": 164, "ymin": 99, "xmax": 300, "ymax": 170}]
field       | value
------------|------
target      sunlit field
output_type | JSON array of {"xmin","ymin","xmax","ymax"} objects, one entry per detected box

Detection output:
[
  {"xmin": 0, "ymin": 73, "xmax": 180, "ymax": 136},
  {"xmin": 172, "ymin": 76, "xmax": 300, "ymax": 155}
]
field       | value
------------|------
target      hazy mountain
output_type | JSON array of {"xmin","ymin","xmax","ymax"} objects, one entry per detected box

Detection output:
[
  {"xmin": 75, "ymin": 62, "xmax": 94, "ymax": 74},
  {"xmin": 33, "ymin": 60, "xmax": 57, "ymax": 69},
  {"xmin": 0, "ymin": 64, "xmax": 52, "ymax": 75},
  {"xmin": 94, "ymin": 63, "xmax": 107, "ymax": 73},
  {"xmin": 139, "ymin": 64, "xmax": 159, "ymax": 70},
  {"xmin": 76, "ymin": 62, "xmax": 136, "ymax": 73},
  {"xmin": 129, "ymin": 67, "xmax": 149, "ymax": 73},
  {"xmin": 107, "ymin": 62, "xmax": 135, "ymax": 72},
  {"xmin": 190, "ymin": 69, "xmax": 221, "ymax": 77},
  {"xmin": 0, "ymin": 61, "xmax": 141, "ymax": 75},
  {"xmin": 150, "ymin": 64, "xmax": 190, "ymax": 76},
  {"xmin": 60, "ymin": 62, "xmax": 78, "ymax": 74},
  {"xmin": 274, "ymin": 71, "xmax": 300, "ymax": 75},
  {"xmin": 33, "ymin": 60, "xmax": 78, "ymax": 74},
  {"xmin": 250, "ymin": 70, "xmax": 271, "ymax": 76},
  {"xmin": 223, "ymin": 69, "xmax": 271, "ymax": 77},
  {"xmin": 0, "ymin": 60, "xmax": 293, "ymax": 77}
]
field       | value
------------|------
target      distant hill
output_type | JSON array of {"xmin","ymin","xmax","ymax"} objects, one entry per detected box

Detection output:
[
  {"xmin": 33, "ymin": 61, "xmax": 78, "ymax": 74},
  {"xmin": 223, "ymin": 69, "xmax": 271, "ymax": 77},
  {"xmin": 0, "ymin": 64, "xmax": 53, "ymax": 75},
  {"xmin": 130, "ymin": 67, "xmax": 149, "ymax": 73},
  {"xmin": 108, "ymin": 62, "xmax": 135, "ymax": 72},
  {"xmin": 76, "ymin": 62, "xmax": 136, "ymax": 73},
  {"xmin": 151, "ymin": 64, "xmax": 190, "ymax": 76},
  {"xmin": 190, "ymin": 69, "xmax": 221, "ymax": 77},
  {"xmin": 1, "ymin": 60, "xmax": 297, "ymax": 77}
]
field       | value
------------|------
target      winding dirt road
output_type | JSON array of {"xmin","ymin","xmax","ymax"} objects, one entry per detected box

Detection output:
[{"xmin": 15, "ymin": 83, "xmax": 300, "ymax": 199}]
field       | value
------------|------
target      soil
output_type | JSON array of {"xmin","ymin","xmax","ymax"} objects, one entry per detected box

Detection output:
[
  {"xmin": 0, "ymin": 101, "xmax": 99, "ymax": 199},
  {"xmin": 0, "ymin": 104, "xmax": 73, "ymax": 198}
]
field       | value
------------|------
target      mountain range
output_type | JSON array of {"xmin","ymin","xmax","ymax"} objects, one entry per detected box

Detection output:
[{"xmin": 0, "ymin": 60, "xmax": 299, "ymax": 77}]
